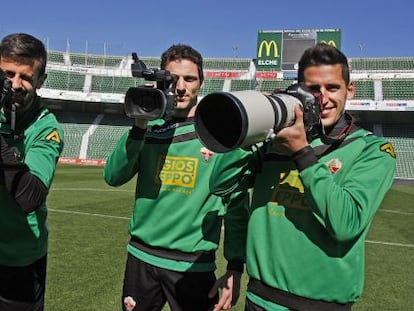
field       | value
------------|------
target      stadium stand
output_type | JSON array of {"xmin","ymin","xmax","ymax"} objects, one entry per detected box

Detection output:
[
  {"xmin": 203, "ymin": 58, "xmax": 251, "ymax": 71},
  {"xmin": 382, "ymin": 125, "xmax": 414, "ymax": 179},
  {"xmin": 90, "ymin": 76, "xmax": 144, "ymax": 94},
  {"xmin": 87, "ymin": 124, "xmax": 128, "ymax": 159},
  {"xmin": 69, "ymin": 52, "xmax": 124, "ymax": 68},
  {"xmin": 349, "ymin": 57, "xmax": 414, "ymax": 72},
  {"xmin": 199, "ymin": 78, "xmax": 226, "ymax": 97},
  {"xmin": 42, "ymin": 50, "xmax": 414, "ymax": 180},
  {"xmin": 47, "ymin": 50, "xmax": 65, "ymax": 64},
  {"xmin": 256, "ymin": 79, "xmax": 296, "ymax": 93},
  {"xmin": 230, "ymin": 79, "xmax": 256, "ymax": 91},
  {"xmin": 44, "ymin": 70, "xmax": 86, "ymax": 92},
  {"xmin": 382, "ymin": 78, "xmax": 414, "ymax": 100},
  {"xmin": 53, "ymin": 112, "xmax": 97, "ymax": 158},
  {"xmin": 353, "ymin": 79, "xmax": 375, "ymax": 100}
]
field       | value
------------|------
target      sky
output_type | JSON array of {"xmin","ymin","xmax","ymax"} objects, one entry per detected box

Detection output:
[{"xmin": 1, "ymin": 0, "xmax": 413, "ymax": 59}]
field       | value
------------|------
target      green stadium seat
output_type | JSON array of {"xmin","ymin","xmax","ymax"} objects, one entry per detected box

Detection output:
[
  {"xmin": 383, "ymin": 125, "xmax": 414, "ymax": 179},
  {"xmin": 47, "ymin": 50, "xmax": 65, "ymax": 64},
  {"xmin": 353, "ymin": 80, "xmax": 375, "ymax": 100},
  {"xmin": 203, "ymin": 58, "xmax": 251, "ymax": 71},
  {"xmin": 199, "ymin": 78, "xmax": 225, "ymax": 96},
  {"xmin": 44, "ymin": 70, "xmax": 86, "ymax": 92},
  {"xmin": 230, "ymin": 79, "xmax": 256, "ymax": 91},
  {"xmin": 256, "ymin": 79, "xmax": 295, "ymax": 93},
  {"xmin": 349, "ymin": 57, "xmax": 414, "ymax": 71},
  {"xmin": 382, "ymin": 79, "xmax": 414, "ymax": 100}
]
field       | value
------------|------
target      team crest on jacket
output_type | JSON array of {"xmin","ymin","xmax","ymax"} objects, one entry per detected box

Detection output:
[
  {"xmin": 46, "ymin": 129, "xmax": 61, "ymax": 144},
  {"xmin": 200, "ymin": 147, "xmax": 214, "ymax": 162},
  {"xmin": 380, "ymin": 142, "xmax": 396, "ymax": 158},
  {"xmin": 123, "ymin": 296, "xmax": 136, "ymax": 311},
  {"xmin": 327, "ymin": 158, "xmax": 342, "ymax": 174}
]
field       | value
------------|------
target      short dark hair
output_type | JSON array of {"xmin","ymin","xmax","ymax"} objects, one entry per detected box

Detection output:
[
  {"xmin": 0, "ymin": 33, "xmax": 47, "ymax": 76},
  {"xmin": 160, "ymin": 44, "xmax": 204, "ymax": 83},
  {"xmin": 298, "ymin": 43, "xmax": 350, "ymax": 85}
]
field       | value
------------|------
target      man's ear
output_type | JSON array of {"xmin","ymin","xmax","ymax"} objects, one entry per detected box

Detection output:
[
  {"xmin": 36, "ymin": 73, "xmax": 47, "ymax": 89},
  {"xmin": 346, "ymin": 81, "xmax": 355, "ymax": 100}
]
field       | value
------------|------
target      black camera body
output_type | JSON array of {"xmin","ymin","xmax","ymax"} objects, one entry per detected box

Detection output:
[
  {"xmin": 194, "ymin": 83, "xmax": 323, "ymax": 153},
  {"xmin": 124, "ymin": 53, "xmax": 176, "ymax": 120},
  {"xmin": 0, "ymin": 69, "xmax": 14, "ymax": 110},
  {"xmin": 283, "ymin": 83, "xmax": 322, "ymax": 141}
]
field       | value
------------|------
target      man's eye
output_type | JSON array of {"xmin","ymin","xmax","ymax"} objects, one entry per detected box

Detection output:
[
  {"xmin": 5, "ymin": 71, "xmax": 15, "ymax": 78},
  {"xmin": 327, "ymin": 87, "xmax": 339, "ymax": 92},
  {"xmin": 22, "ymin": 76, "xmax": 34, "ymax": 83}
]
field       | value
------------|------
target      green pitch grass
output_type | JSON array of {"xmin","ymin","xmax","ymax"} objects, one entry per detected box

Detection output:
[{"xmin": 44, "ymin": 165, "xmax": 414, "ymax": 311}]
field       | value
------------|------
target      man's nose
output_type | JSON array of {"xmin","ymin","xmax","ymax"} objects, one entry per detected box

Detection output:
[
  {"xmin": 176, "ymin": 88, "xmax": 186, "ymax": 97},
  {"xmin": 10, "ymin": 76, "xmax": 23, "ymax": 90},
  {"xmin": 175, "ymin": 78, "xmax": 186, "ymax": 96},
  {"xmin": 320, "ymin": 87, "xmax": 329, "ymax": 104},
  {"xmin": 175, "ymin": 77, "xmax": 186, "ymax": 89}
]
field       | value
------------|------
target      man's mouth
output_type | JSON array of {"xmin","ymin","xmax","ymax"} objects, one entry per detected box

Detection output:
[
  {"xmin": 12, "ymin": 92, "xmax": 25, "ymax": 102},
  {"xmin": 321, "ymin": 106, "xmax": 334, "ymax": 117}
]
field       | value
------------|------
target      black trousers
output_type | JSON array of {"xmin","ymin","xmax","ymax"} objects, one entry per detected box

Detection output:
[
  {"xmin": 122, "ymin": 253, "xmax": 219, "ymax": 311},
  {"xmin": 0, "ymin": 255, "xmax": 47, "ymax": 311}
]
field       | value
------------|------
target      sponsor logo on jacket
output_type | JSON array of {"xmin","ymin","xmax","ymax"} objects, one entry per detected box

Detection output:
[{"xmin": 158, "ymin": 155, "xmax": 198, "ymax": 188}]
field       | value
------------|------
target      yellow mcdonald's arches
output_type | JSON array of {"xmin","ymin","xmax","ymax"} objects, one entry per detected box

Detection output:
[
  {"xmin": 320, "ymin": 40, "xmax": 337, "ymax": 48},
  {"xmin": 258, "ymin": 40, "xmax": 279, "ymax": 58}
]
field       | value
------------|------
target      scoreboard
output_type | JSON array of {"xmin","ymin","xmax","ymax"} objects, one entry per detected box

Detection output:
[{"xmin": 256, "ymin": 29, "xmax": 341, "ymax": 72}]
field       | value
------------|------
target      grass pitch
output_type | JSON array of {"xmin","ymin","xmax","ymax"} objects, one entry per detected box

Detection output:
[{"xmin": 44, "ymin": 165, "xmax": 414, "ymax": 310}]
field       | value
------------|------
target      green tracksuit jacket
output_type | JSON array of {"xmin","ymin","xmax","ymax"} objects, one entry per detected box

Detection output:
[
  {"xmin": 0, "ymin": 98, "xmax": 64, "ymax": 266},
  {"xmin": 104, "ymin": 117, "xmax": 248, "ymax": 272},
  {"xmin": 210, "ymin": 124, "xmax": 396, "ymax": 306}
]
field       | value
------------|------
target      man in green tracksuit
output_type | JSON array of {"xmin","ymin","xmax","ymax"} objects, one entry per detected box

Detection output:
[
  {"xmin": 0, "ymin": 33, "xmax": 64, "ymax": 310},
  {"xmin": 104, "ymin": 44, "xmax": 248, "ymax": 311},
  {"xmin": 209, "ymin": 43, "xmax": 396, "ymax": 310}
]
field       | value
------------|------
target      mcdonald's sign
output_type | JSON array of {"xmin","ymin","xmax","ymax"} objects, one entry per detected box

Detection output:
[
  {"xmin": 256, "ymin": 29, "xmax": 341, "ymax": 72},
  {"xmin": 258, "ymin": 40, "xmax": 279, "ymax": 58},
  {"xmin": 257, "ymin": 31, "xmax": 282, "ymax": 71},
  {"xmin": 317, "ymin": 29, "xmax": 341, "ymax": 50}
]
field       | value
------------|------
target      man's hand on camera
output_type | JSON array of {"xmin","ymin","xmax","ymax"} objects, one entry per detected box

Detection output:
[
  {"xmin": 273, "ymin": 104, "xmax": 309, "ymax": 156},
  {"xmin": 208, "ymin": 270, "xmax": 242, "ymax": 310}
]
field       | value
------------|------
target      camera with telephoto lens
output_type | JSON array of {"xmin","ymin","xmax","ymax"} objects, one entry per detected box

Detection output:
[
  {"xmin": 124, "ymin": 53, "xmax": 177, "ymax": 120},
  {"xmin": 194, "ymin": 83, "xmax": 323, "ymax": 153},
  {"xmin": 0, "ymin": 69, "xmax": 14, "ymax": 110}
]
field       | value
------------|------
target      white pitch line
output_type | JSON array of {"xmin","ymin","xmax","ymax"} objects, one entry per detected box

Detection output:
[
  {"xmin": 48, "ymin": 208, "xmax": 414, "ymax": 248},
  {"xmin": 51, "ymin": 188, "xmax": 414, "ymax": 216},
  {"xmin": 366, "ymin": 240, "xmax": 414, "ymax": 248},
  {"xmin": 51, "ymin": 189, "xmax": 413, "ymax": 216},
  {"xmin": 48, "ymin": 208, "xmax": 130, "ymax": 220},
  {"xmin": 51, "ymin": 188, "xmax": 133, "ymax": 192},
  {"xmin": 380, "ymin": 209, "xmax": 413, "ymax": 216}
]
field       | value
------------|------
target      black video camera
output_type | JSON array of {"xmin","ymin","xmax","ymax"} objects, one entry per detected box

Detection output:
[
  {"xmin": 195, "ymin": 83, "xmax": 323, "ymax": 153},
  {"xmin": 0, "ymin": 69, "xmax": 14, "ymax": 110},
  {"xmin": 124, "ymin": 53, "xmax": 176, "ymax": 120}
]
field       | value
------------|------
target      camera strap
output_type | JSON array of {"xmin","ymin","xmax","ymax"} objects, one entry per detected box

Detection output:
[
  {"xmin": 313, "ymin": 113, "xmax": 362, "ymax": 157},
  {"xmin": 0, "ymin": 96, "xmax": 46, "ymax": 140},
  {"xmin": 320, "ymin": 113, "xmax": 357, "ymax": 144},
  {"xmin": 0, "ymin": 103, "xmax": 18, "ymax": 139}
]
